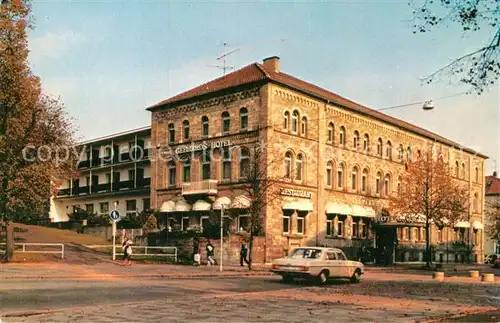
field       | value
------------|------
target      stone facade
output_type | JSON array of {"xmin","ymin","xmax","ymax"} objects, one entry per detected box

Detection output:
[{"xmin": 149, "ymin": 58, "xmax": 486, "ymax": 264}]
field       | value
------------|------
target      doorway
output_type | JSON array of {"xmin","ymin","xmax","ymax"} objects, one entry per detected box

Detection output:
[{"xmin": 375, "ymin": 226, "xmax": 396, "ymax": 266}]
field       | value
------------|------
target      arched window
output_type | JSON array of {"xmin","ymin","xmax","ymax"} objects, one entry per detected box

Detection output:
[
  {"xmin": 285, "ymin": 151, "xmax": 293, "ymax": 179},
  {"xmin": 240, "ymin": 108, "xmax": 248, "ymax": 131},
  {"xmin": 473, "ymin": 192, "xmax": 479, "ymax": 212},
  {"xmin": 301, "ymin": 116, "xmax": 307, "ymax": 137},
  {"xmin": 168, "ymin": 160, "xmax": 176, "ymax": 186},
  {"xmin": 398, "ymin": 144, "xmax": 404, "ymax": 161},
  {"xmin": 168, "ymin": 123, "xmax": 175, "ymax": 143},
  {"xmin": 222, "ymin": 111, "xmax": 230, "ymax": 134},
  {"xmin": 384, "ymin": 174, "xmax": 391, "ymax": 197},
  {"xmin": 461, "ymin": 163, "xmax": 466, "ymax": 179},
  {"xmin": 201, "ymin": 116, "xmax": 209, "ymax": 137},
  {"xmin": 291, "ymin": 110, "xmax": 299, "ymax": 134},
  {"xmin": 363, "ymin": 134, "xmax": 370, "ymax": 153},
  {"xmin": 361, "ymin": 168, "xmax": 368, "ymax": 193},
  {"xmin": 327, "ymin": 122, "xmax": 334, "ymax": 144},
  {"xmin": 284, "ymin": 111, "xmax": 290, "ymax": 130},
  {"xmin": 326, "ymin": 161, "xmax": 333, "ymax": 187},
  {"xmin": 201, "ymin": 151, "xmax": 211, "ymax": 180},
  {"xmin": 222, "ymin": 147, "xmax": 232, "ymax": 180},
  {"xmin": 353, "ymin": 131, "xmax": 359, "ymax": 149},
  {"xmin": 407, "ymin": 147, "xmax": 412, "ymax": 162},
  {"xmin": 475, "ymin": 167, "xmax": 479, "ymax": 182},
  {"xmin": 339, "ymin": 126, "xmax": 346, "ymax": 146},
  {"xmin": 183, "ymin": 120, "xmax": 190, "ymax": 140},
  {"xmin": 351, "ymin": 167, "xmax": 359, "ymax": 191},
  {"xmin": 455, "ymin": 161, "xmax": 459, "ymax": 177},
  {"xmin": 375, "ymin": 171, "xmax": 382, "ymax": 195},
  {"xmin": 182, "ymin": 157, "xmax": 191, "ymax": 183},
  {"xmin": 337, "ymin": 164, "xmax": 344, "ymax": 189},
  {"xmin": 239, "ymin": 147, "xmax": 250, "ymax": 179},
  {"xmin": 386, "ymin": 141, "xmax": 392, "ymax": 160},
  {"xmin": 377, "ymin": 138, "xmax": 383, "ymax": 156},
  {"xmin": 295, "ymin": 153, "xmax": 304, "ymax": 181},
  {"xmin": 397, "ymin": 176, "xmax": 402, "ymax": 195}
]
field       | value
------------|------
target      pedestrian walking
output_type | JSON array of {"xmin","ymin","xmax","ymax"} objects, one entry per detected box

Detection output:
[
  {"xmin": 122, "ymin": 238, "xmax": 133, "ymax": 266},
  {"xmin": 206, "ymin": 242, "xmax": 215, "ymax": 266},
  {"xmin": 240, "ymin": 243, "xmax": 249, "ymax": 267}
]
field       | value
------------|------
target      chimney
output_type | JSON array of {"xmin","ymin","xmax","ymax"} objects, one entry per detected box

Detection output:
[
  {"xmin": 263, "ymin": 56, "xmax": 280, "ymax": 73},
  {"xmin": 494, "ymin": 171, "xmax": 498, "ymax": 177}
]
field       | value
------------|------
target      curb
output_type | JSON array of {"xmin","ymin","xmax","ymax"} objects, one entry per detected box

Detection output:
[{"xmin": 0, "ymin": 271, "xmax": 274, "ymax": 280}]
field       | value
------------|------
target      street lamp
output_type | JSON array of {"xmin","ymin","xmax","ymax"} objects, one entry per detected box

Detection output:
[{"xmin": 422, "ymin": 101, "xmax": 434, "ymax": 111}]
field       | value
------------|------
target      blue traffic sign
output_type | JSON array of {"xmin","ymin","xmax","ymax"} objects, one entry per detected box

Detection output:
[{"xmin": 109, "ymin": 210, "xmax": 120, "ymax": 221}]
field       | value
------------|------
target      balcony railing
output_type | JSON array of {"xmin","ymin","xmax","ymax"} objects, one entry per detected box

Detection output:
[
  {"xmin": 138, "ymin": 177, "xmax": 151, "ymax": 187},
  {"xmin": 94, "ymin": 183, "xmax": 111, "ymax": 193},
  {"xmin": 57, "ymin": 188, "xmax": 70, "ymax": 196},
  {"xmin": 75, "ymin": 149, "xmax": 151, "ymax": 169},
  {"xmin": 182, "ymin": 179, "xmax": 218, "ymax": 196}
]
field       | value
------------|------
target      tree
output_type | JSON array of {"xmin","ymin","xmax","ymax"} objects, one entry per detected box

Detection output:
[
  {"xmin": 142, "ymin": 214, "xmax": 158, "ymax": 235},
  {"xmin": 485, "ymin": 197, "xmax": 500, "ymax": 242},
  {"xmin": 238, "ymin": 142, "xmax": 286, "ymax": 270},
  {"xmin": 411, "ymin": 0, "xmax": 500, "ymax": 93},
  {"xmin": 0, "ymin": 0, "xmax": 76, "ymax": 261},
  {"xmin": 389, "ymin": 148, "xmax": 469, "ymax": 267}
]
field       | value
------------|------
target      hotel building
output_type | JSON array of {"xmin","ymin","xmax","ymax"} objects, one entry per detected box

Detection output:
[
  {"xmin": 148, "ymin": 56, "xmax": 487, "ymax": 264},
  {"xmin": 49, "ymin": 127, "xmax": 152, "ymax": 223}
]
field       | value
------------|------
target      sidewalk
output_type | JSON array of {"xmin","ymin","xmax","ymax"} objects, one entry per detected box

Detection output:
[{"xmin": 0, "ymin": 262, "xmax": 272, "ymax": 280}]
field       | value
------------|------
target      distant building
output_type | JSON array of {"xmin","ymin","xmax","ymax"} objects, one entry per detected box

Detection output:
[
  {"xmin": 49, "ymin": 126, "xmax": 151, "ymax": 223},
  {"xmin": 148, "ymin": 56, "xmax": 487, "ymax": 263},
  {"xmin": 485, "ymin": 171, "xmax": 500, "ymax": 256}
]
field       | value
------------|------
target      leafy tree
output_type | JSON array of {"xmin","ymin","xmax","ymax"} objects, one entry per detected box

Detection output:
[
  {"xmin": 390, "ymin": 148, "xmax": 469, "ymax": 267},
  {"xmin": 0, "ymin": 0, "xmax": 76, "ymax": 261},
  {"xmin": 411, "ymin": 0, "xmax": 500, "ymax": 93},
  {"xmin": 485, "ymin": 197, "xmax": 500, "ymax": 242},
  {"xmin": 142, "ymin": 214, "xmax": 158, "ymax": 235}
]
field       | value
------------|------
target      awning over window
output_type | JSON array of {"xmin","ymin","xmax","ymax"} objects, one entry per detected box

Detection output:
[
  {"xmin": 192, "ymin": 200, "xmax": 211, "ymax": 211},
  {"xmin": 174, "ymin": 199, "xmax": 191, "ymax": 212},
  {"xmin": 472, "ymin": 220, "xmax": 483, "ymax": 230},
  {"xmin": 364, "ymin": 207, "xmax": 376, "ymax": 218},
  {"xmin": 160, "ymin": 201, "xmax": 175, "ymax": 213},
  {"xmin": 231, "ymin": 195, "xmax": 251, "ymax": 209},
  {"xmin": 213, "ymin": 196, "xmax": 232, "ymax": 210},
  {"xmin": 351, "ymin": 205, "xmax": 366, "ymax": 217},
  {"xmin": 282, "ymin": 199, "xmax": 313, "ymax": 212},
  {"xmin": 454, "ymin": 221, "xmax": 470, "ymax": 228},
  {"xmin": 325, "ymin": 202, "xmax": 352, "ymax": 215}
]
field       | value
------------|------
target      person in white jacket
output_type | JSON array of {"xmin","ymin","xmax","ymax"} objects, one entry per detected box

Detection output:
[{"xmin": 122, "ymin": 238, "xmax": 133, "ymax": 266}]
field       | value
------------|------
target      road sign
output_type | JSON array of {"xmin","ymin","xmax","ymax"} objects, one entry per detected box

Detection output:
[{"xmin": 109, "ymin": 210, "xmax": 120, "ymax": 222}]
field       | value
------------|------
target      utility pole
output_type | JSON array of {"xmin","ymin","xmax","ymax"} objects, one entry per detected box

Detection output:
[{"xmin": 208, "ymin": 42, "xmax": 240, "ymax": 76}]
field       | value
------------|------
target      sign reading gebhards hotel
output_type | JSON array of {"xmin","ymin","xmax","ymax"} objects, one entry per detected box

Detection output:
[
  {"xmin": 175, "ymin": 139, "xmax": 233, "ymax": 154},
  {"xmin": 280, "ymin": 188, "xmax": 313, "ymax": 199}
]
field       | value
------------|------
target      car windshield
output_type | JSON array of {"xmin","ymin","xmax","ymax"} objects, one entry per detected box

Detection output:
[{"xmin": 289, "ymin": 248, "xmax": 322, "ymax": 259}]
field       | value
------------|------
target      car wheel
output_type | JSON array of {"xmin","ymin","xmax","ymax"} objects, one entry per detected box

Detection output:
[
  {"xmin": 281, "ymin": 274, "xmax": 294, "ymax": 284},
  {"xmin": 350, "ymin": 269, "xmax": 361, "ymax": 283},
  {"xmin": 317, "ymin": 270, "xmax": 329, "ymax": 285}
]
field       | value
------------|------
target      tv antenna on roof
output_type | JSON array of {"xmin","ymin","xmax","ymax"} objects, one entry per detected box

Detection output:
[{"xmin": 208, "ymin": 42, "xmax": 240, "ymax": 76}]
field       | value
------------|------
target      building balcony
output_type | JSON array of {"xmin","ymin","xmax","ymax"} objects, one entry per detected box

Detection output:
[
  {"xmin": 57, "ymin": 188, "xmax": 70, "ymax": 196},
  {"xmin": 182, "ymin": 179, "xmax": 218, "ymax": 196},
  {"xmin": 94, "ymin": 183, "xmax": 111, "ymax": 193},
  {"xmin": 138, "ymin": 177, "xmax": 151, "ymax": 188},
  {"xmin": 115, "ymin": 180, "xmax": 134, "ymax": 190},
  {"xmin": 77, "ymin": 160, "xmax": 91, "ymax": 169},
  {"xmin": 74, "ymin": 186, "xmax": 90, "ymax": 195}
]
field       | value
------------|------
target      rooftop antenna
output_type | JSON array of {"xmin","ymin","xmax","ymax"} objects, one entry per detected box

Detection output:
[{"xmin": 208, "ymin": 42, "xmax": 240, "ymax": 76}]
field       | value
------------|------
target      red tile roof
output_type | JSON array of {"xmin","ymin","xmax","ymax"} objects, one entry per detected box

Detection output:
[
  {"xmin": 486, "ymin": 175, "xmax": 500, "ymax": 195},
  {"xmin": 148, "ymin": 60, "xmax": 487, "ymax": 158}
]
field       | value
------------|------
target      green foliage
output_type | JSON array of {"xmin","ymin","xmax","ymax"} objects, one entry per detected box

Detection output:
[
  {"xmin": 117, "ymin": 213, "xmax": 143, "ymax": 229},
  {"xmin": 143, "ymin": 214, "xmax": 158, "ymax": 234}
]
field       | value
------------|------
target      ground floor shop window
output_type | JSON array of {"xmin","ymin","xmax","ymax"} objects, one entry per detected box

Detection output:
[
  {"xmin": 283, "ymin": 214, "xmax": 290, "ymax": 234},
  {"xmin": 181, "ymin": 217, "xmax": 189, "ymax": 231},
  {"xmin": 337, "ymin": 220, "xmax": 344, "ymax": 237},
  {"xmin": 297, "ymin": 216, "xmax": 305, "ymax": 234},
  {"xmin": 200, "ymin": 216, "xmax": 209, "ymax": 232},
  {"xmin": 238, "ymin": 215, "xmax": 250, "ymax": 232},
  {"xmin": 326, "ymin": 215, "xmax": 334, "ymax": 236},
  {"xmin": 352, "ymin": 221, "xmax": 358, "ymax": 238}
]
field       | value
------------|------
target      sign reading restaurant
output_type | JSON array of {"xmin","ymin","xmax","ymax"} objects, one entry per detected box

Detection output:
[
  {"xmin": 175, "ymin": 139, "xmax": 233, "ymax": 154},
  {"xmin": 280, "ymin": 188, "xmax": 313, "ymax": 199}
]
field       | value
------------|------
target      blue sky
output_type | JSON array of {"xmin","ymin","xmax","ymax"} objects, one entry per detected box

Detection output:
[{"xmin": 27, "ymin": 1, "xmax": 499, "ymax": 173}]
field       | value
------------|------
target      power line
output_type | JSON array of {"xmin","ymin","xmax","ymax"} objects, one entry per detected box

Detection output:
[{"xmin": 376, "ymin": 92, "xmax": 469, "ymax": 111}]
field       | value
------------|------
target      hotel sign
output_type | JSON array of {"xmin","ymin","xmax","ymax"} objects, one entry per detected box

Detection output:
[
  {"xmin": 175, "ymin": 139, "xmax": 233, "ymax": 154},
  {"xmin": 280, "ymin": 188, "xmax": 312, "ymax": 199}
]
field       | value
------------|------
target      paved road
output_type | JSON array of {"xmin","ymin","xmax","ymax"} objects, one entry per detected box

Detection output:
[{"xmin": 0, "ymin": 274, "xmax": 498, "ymax": 322}]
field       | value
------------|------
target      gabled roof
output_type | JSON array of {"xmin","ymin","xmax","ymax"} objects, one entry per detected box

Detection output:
[
  {"xmin": 486, "ymin": 175, "xmax": 500, "ymax": 195},
  {"xmin": 147, "ymin": 59, "xmax": 487, "ymax": 158}
]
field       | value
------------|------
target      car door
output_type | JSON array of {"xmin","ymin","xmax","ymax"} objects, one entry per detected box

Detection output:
[
  {"xmin": 335, "ymin": 251, "xmax": 350, "ymax": 277},
  {"xmin": 325, "ymin": 251, "xmax": 342, "ymax": 277}
]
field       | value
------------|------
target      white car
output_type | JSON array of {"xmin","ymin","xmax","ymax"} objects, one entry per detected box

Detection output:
[{"xmin": 271, "ymin": 247, "xmax": 364, "ymax": 284}]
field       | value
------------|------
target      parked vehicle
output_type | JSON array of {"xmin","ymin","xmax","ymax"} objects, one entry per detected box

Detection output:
[
  {"xmin": 494, "ymin": 258, "xmax": 500, "ymax": 268},
  {"xmin": 271, "ymin": 247, "xmax": 364, "ymax": 284},
  {"xmin": 485, "ymin": 253, "xmax": 499, "ymax": 265}
]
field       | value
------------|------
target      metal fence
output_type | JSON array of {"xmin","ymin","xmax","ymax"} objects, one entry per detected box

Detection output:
[
  {"xmin": 0, "ymin": 243, "xmax": 64, "ymax": 259},
  {"xmin": 85, "ymin": 245, "xmax": 177, "ymax": 262}
]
